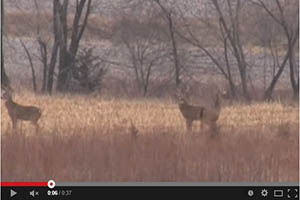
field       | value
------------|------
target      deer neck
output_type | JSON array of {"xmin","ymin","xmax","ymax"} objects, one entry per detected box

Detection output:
[
  {"xmin": 5, "ymin": 97, "xmax": 16, "ymax": 108},
  {"xmin": 179, "ymin": 98, "xmax": 188, "ymax": 106}
]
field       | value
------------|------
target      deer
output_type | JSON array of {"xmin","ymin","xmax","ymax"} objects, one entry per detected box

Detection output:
[
  {"xmin": 1, "ymin": 88, "xmax": 42, "ymax": 133},
  {"xmin": 175, "ymin": 87, "xmax": 222, "ymax": 136}
]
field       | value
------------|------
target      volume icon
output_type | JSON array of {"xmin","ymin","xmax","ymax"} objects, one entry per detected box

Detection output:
[{"xmin": 30, "ymin": 190, "xmax": 39, "ymax": 197}]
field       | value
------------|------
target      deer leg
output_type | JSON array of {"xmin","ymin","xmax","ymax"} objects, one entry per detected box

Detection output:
[
  {"xmin": 210, "ymin": 122, "xmax": 219, "ymax": 137},
  {"xmin": 11, "ymin": 118, "xmax": 18, "ymax": 134},
  {"xmin": 32, "ymin": 121, "xmax": 39, "ymax": 133},
  {"xmin": 35, "ymin": 125, "xmax": 39, "ymax": 133},
  {"xmin": 12, "ymin": 119, "xmax": 17, "ymax": 130},
  {"xmin": 186, "ymin": 120, "xmax": 192, "ymax": 131}
]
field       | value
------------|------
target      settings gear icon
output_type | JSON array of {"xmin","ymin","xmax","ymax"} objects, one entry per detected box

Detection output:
[{"xmin": 261, "ymin": 189, "xmax": 268, "ymax": 197}]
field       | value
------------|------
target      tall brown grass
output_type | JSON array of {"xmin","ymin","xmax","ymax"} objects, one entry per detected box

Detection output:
[{"xmin": 1, "ymin": 93, "xmax": 299, "ymax": 182}]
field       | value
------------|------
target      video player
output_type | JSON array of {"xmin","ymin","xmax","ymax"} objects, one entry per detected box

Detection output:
[{"xmin": 1, "ymin": 0, "xmax": 299, "ymax": 199}]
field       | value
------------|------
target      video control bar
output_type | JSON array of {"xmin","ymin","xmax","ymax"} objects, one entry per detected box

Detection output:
[{"xmin": 1, "ymin": 186, "xmax": 299, "ymax": 200}]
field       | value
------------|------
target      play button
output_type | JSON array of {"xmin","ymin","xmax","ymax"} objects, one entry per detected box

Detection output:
[{"xmin": 10, "ymin": 189, "xmax": 17, "ymax": 197}]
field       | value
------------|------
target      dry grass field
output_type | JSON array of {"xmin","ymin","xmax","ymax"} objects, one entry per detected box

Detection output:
[{"xmin": 1, "ymin": 92, "xmax": 299, "ymax": 182}]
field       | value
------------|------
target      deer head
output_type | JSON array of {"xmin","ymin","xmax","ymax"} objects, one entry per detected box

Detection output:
[
  {"xmin": 175, "ymin": 85, "xmax": 191, "ymax": 104},
  {"xmin": 1, "ymin": 87, "xmax": 13, "ymax": 102}
]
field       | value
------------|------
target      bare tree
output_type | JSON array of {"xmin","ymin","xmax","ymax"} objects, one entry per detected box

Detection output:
[
  {"xmin": 1, "ymin": 0, "xmax": 11, "ymax": 90},
  {"xmin": 116, "ymin": 1, "xmax": 167, "ymax": 96},
  {"xmin": 54, "ymin": 0, "xmax": 92, "ymax": 92},
  {"xmin": 175, "ymin": 0, "xmax": 250, "ymax": 100},
  {"xmin": 213, "ymin": 0, "xmax": 250, "ymax": 100},
  {"xmin": 1, "ymin": 59, "xmax": 10, "ymax": 90},
  {"xmin": 32, "ymin": 0, "xmax": 93, "ymax": 94},
  {"xmin": 19, "ymin": 40, "xmax": 37, "ymax": 93},
  {"xmin": 252, "ymin": 0, "xmax": 299, "ymax": 100},
  {"xmin": 154, "ymin": 0, "xmax": 182, "ymax": 88},
  {"xmin": 3, "ymin": 0, "xmax": 51, "ymax": 93},
  {"xmin": 117, "ymin": 14, "xmax": 168, "ymax": 96},
  {"xmin": 37, "ymin": 37, "xmax": 48, "ymax": 93}
]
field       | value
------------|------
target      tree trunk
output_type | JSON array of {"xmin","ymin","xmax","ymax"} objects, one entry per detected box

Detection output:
[
  {"xmin": 264, "ymin": 50, "xmax": 290, "ymax": 100},
  {"xmin": 288, "ymin": 39, "xmax": 298, "ymax": 98},
  {"xmin": 240, "ymin": 64, "xmax": 250, "ymax": 101},
  {"xmin": 38, "ymin": 38, "xmax": 48, "ymax": 93},
  {"xmin": 168, "ymin": 13, "xmax": 180, "ymax": 88},
  {"xmin": 46, "ymin": 0, "xmax": 60, "ymax": 94},
  {"xmin": 155, "ymin": 1, "xmax": 181, "ymax": 87},
  {"xmin": 1, "ymin": 0, "xmax": 10, "ymax": 89},
  {"xmin": 294, "ymin": 78, "xmax": 299, "ymax": 100},
  {"xmin": 20, "ymin": 40, "xmax": 37, "ymax": 93},
  {"xmin": 57, "ymin": 51, "xmax": 73, "ymax": 92},
  {"xmin": 1, "ymin": 61, "xmax": 10, "ymax": 89},
  {"xmin": 56, "ymin": 0, "xmax": 69, "ymax": 92},
  {"xmin": 47, "ymin": 42, "xmax": 58, "ymax": 94},
  {"xmin": 55, "ymin": 0, "xmax": 92, "ymax": 93},
  {"xmin": 264, "ymin": 30, "xmax": 298, "ymax": 101}
]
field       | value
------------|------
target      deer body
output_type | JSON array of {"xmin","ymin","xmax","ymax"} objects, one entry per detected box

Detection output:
[
  {"xmin": 201, "ymin": 94, "xmax": 221, "ymax": 132},
  {"xmin": 2, "ymin": 90, "xmax": 41, "ymax": 131},
  {"xmin": 178, "ymin": 99, "xmax": 205, "ymax": 130},
  {"xmin": 177, "ymin": 91, "xmax": 221, "ymax": 134}
]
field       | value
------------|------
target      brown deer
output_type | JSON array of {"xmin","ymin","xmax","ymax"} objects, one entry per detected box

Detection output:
[
  {"xmin": 176, "ymin": 88, "xmax": 221, "ymax": 135},
  {"xmin": 1, "ymin": 88, "xmax": 42, "ymax": 132}
]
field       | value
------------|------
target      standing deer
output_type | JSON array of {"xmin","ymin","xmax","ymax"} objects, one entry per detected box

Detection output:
[
  {"xmin": 176, "ymin": 88, "xmax": 221, "ymax": 135},
  {"xmin": 1, "ymin": 89, "xmax": 42, "ymax": 132}
]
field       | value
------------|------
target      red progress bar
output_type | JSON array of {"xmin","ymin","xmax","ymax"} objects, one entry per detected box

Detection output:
[{"xmin": 1, "ymin": 182, "xmax": 48, "ymax": 187}]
